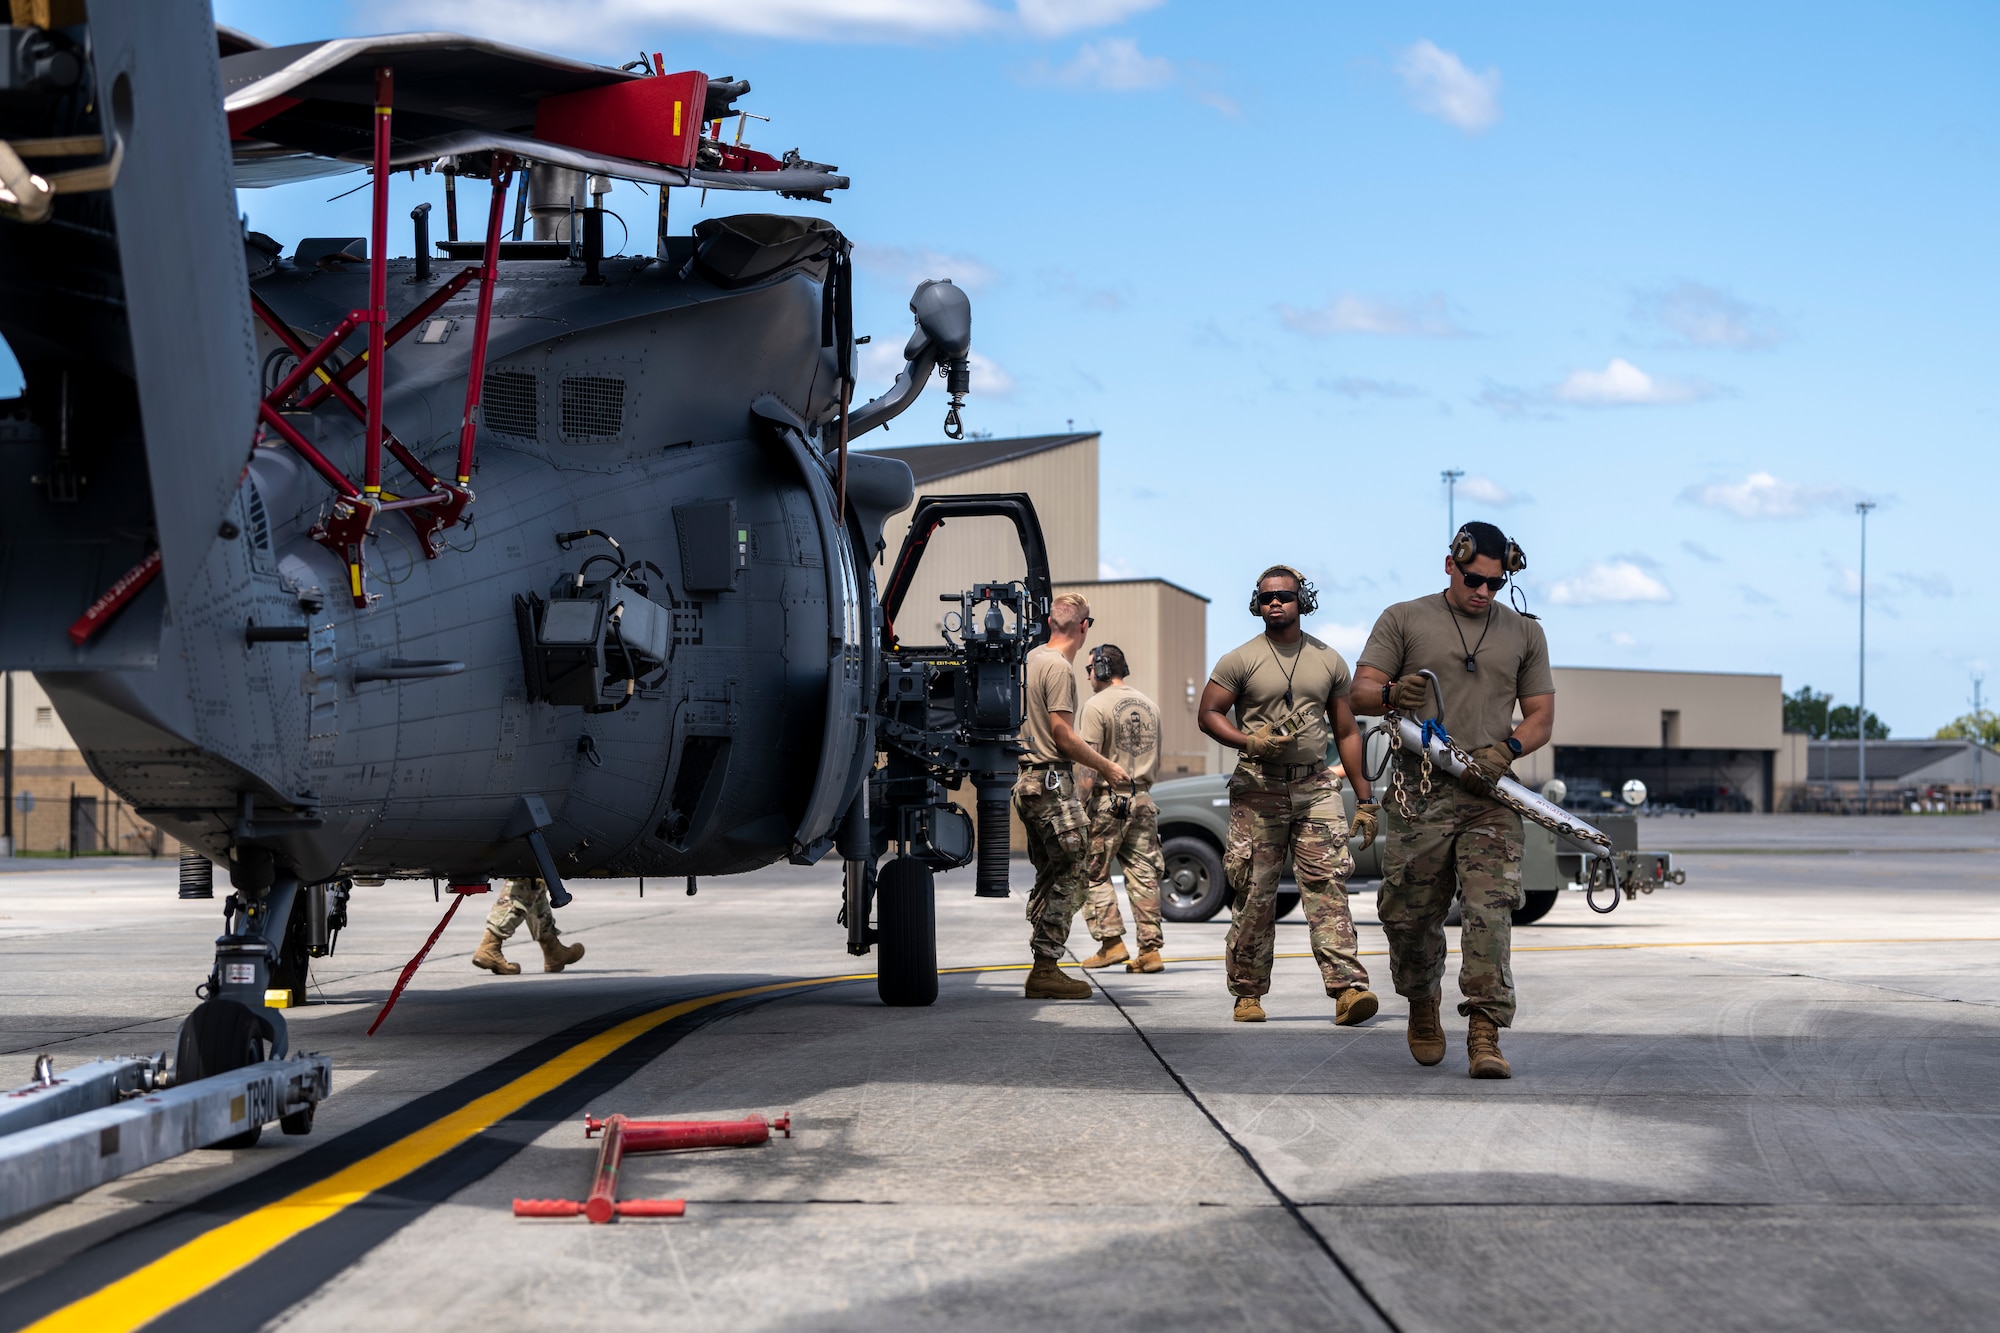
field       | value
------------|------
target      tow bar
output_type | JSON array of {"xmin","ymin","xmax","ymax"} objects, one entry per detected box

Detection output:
[{"xmin": 0, "ymin": 1051, "xmax": 332, "ymax": 1222}]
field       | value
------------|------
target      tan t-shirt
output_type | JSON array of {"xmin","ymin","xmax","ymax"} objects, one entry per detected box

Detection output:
[
  {"xmin": 1209, "ymin": 632, "xmax": 1352, "ymax": 766},
  {"xmin": 1020, "ymin": 643, "xmax": 1079, "ymax": 764},
  {"xmin": 1357, "ymin": 594, "xmax": 1555, "ymax": 752},
  {"xmin": 1078, "ymin": 683, "xmax": 1163, "ymax": 789}
]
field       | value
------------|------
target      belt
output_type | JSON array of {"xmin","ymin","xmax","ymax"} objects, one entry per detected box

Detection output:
[
  {"xmin": 1019, "ymin": 760, "xmax": 1072, "ymax": 771},
  {"xmin": 1238, "ymin": 758, "xmax": 1328, "ymax": 782}
]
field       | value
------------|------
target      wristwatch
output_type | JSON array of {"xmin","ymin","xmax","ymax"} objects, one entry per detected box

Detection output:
[{"xmin": 1504, "ymin": 736, "xmax": 1523, "ymax": 757}]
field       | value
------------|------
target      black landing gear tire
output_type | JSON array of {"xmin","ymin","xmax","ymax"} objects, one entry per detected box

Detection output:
[
  {"xmin": 876, "ymin": 856, "xmax": 938, "ymax": 1008},
  {"xmin": 1161, "ymin": 837, "xmax": 1229, "ymax": 922},
  {"xmin": 175, "ymin": 1001, "xmax": 268, "ymax": 1148},
  {"xmin": 1512, "ymin": 890, "xmax": 1559, "ymax": 926}
]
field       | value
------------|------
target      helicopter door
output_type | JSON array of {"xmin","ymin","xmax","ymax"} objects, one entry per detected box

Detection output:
[{"xmin": 757, "ymin": 403, "xmax": 865, "ymax": 861}]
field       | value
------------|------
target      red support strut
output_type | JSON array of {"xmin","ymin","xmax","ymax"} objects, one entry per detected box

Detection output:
[
  {"xmin": 364, "ymin": 66, "xmax": 393, "ymax": 499},
  {"xmin": 512, "ymin": 1113, "xmax": 789, "ymax": 1222},
  {"xmin": 458, "ymin": 154, "xmax": 514, "ymax": 487}
]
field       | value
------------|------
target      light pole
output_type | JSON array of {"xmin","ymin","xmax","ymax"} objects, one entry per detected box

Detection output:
[
  {"xmin": 1442, "ymin": 468, "xmax": 1465, "ymax": 539},
  {"xmin": 1855, "ymin": 500, "xmax": 1875, "ymax": 813}
]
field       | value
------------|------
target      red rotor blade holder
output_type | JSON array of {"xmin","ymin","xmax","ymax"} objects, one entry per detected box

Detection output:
[{"xmin": 512, "ymin": 1112, "xmax": 791, "ymax": 1223}]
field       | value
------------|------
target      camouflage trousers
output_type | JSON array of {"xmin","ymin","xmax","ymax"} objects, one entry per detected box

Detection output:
[
  {"xmin": 1222, "ymin": 761, "xmax": 1367, "ymax": 999},
  {"xmin": 1015, "ymin": 767, "xmax": 1090, "ymax": 961},
  {"xmin": 486, "ymin": 877, "xmax": 557, "ymax": 942},
  {"xmin": 1082, "ymin": 791, "xmax": 1165, "ymax": 952},
  {"xmin": 1377, "ymin": 768, "xmax": 1524, "ymax": 1026}
]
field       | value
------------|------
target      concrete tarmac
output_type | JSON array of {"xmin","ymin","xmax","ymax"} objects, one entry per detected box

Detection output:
[{"xmin": 0, "ymin": 826, "xmax": 1996, "ymax": 1332}]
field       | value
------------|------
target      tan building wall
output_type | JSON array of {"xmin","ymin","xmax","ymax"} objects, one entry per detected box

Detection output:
[
  {"xmin": 870, "ymin": 436, "xmax": 1097, "ymax": 644},
  {"xmin": 1546, "ymin": 668, "xmax": 1783, "ymax": 751},
  {"xmin": 3, "ymin": 671, "xmax": 175, "ymax": 857},
  {"xmin": 1053, "ymin": 579, "xmax": 1211, "ymax": 780}
]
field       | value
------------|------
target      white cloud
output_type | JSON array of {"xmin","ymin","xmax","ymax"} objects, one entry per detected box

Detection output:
[
  {"xmin": 967, "ymin": 350, "xmax": 1015, "ymax": 397},
  {"xmin": 855, "ymin": 244, "xmax": 996, "ymax": 293},
  {"xmin": 1016, "ymin": 0, "xmax": 1162, "ymax": 37},
  {"xmin": 390, "ymin": 0, "xmax": 1001, "ymax": 41},
  {"xmin": 1636, "ymin": 281, "xmax": 1784, "ymax": 350},
  {"xmin": 1099, "ymin": 555, "xmax": 1138, "ymax": 579},
  {"xmin": 1681, "ymin": 540, "xmax": 1723, "ymax": 563},
  {"xmin": 1546, "ymin": 561, "xmax": 1674, "ymax": 607},
  {"xmin": 1893, "ymin": 571, "xmax": 1952, "ymax": 598},
  {"xmin": 1456, "ymin": 475, "xmax": 1526, "ymax": 507},
  {"xmin": 1279, "ymin": 293, "xmax": 1463, "ymax": 338},
  {"xmin": 1314, "ymin": 620, "xmax": 1372, "ymax": 658},
  {"xmin": 857, "ymin": 343, "xmax": 1013, "ymax": 400},
  {"xmin": 1681, "ymin": 471, "xmax": 1857, "ymax": 520},
  {"xmin": 1396, "ymin": 39, "xmax": 1501, "ymax": 133},
  {"xmin": 1552, "ymin": 358, "xmax": 1714, "ymax": 406},
  {"xmin": 1043, "ymin": 37, "xmax": 1175, "ymax": 90},
  {"xmin": 1609, "ymin": 631, "xmax": 1639, "ymax": 648}
]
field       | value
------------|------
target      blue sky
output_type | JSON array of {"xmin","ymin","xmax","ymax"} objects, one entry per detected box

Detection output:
[{"xmin": 211, "ymin": 0, "xmax": 1997, "ymax": 736}]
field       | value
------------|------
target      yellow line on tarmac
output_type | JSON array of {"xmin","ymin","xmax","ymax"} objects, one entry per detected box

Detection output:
[{"xmin": 28, "ymin": 971, "xmax": 872, "ymax": 1333}]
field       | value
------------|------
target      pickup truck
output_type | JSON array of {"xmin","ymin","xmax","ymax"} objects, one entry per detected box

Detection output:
[{"xmin": 1147, "ymin": 735, "xmax": 1680, "ymax": 925}]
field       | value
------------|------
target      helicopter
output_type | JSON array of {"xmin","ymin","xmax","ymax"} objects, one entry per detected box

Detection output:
[{"xmin": 0, "ymin": 5, "xmax": 1047, "ymax": 1134}]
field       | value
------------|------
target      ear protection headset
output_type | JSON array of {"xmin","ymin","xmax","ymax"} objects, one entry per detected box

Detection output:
[
  {"xmin": 1090, "ymin": 646, "xmax": 1113, "ymax": 681},
  {"xmin": 1249, "ymin": 564, "xmax": 1319, "ymax": 616},
  {"xmin": 1450, "ymin": 526, "xmax": 1527, "ymax": 574}
]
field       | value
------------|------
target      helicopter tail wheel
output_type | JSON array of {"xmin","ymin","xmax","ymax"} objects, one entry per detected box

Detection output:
[
  {"xmin": 875, "ymin": 855, "xmax": 938, "ymax": 1008},
  {"xmin": 175, "ymin": 1001, "xmax": 269, "ymax": 1148}
]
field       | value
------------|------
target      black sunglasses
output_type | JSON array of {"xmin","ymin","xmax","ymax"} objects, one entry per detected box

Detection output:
[
  {"xmin": 1458, "ymin": 570, "xmax": 1508, "ymax": 592},
  {"xmin": 1255, "ymin": 590, "xmax": 1299, "ymax": 607},
  {"xmin": 1081, "ymin": 616, "xmax": 1095, "ymax": 628}
]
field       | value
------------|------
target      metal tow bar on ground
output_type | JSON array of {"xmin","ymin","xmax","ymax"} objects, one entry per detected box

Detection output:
[{"xmin": 512, "ymin": 1112, "xmax": 792, "ymax": 1222}]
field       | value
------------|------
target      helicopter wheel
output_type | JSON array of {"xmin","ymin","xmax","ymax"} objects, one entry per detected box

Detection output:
[
  {"xmin": 875, "ymin": 856, "xmax": 938, "ymax": 1008},
  {"xmin": 175, "ymin": 1001, "xmax": 268, "ymax": 1149}
]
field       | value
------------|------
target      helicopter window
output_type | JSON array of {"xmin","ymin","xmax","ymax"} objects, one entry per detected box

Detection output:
[
  {"xmin": 560, "ymin": 374, "xmax": 625, "ymax": 440},
  {"xmin": 483, "ymin": 369, "xmax": 539, "ymax": 437},
  {"xmin": 539, "ymin": 600, "xmax": 602, "ymax": 644}
]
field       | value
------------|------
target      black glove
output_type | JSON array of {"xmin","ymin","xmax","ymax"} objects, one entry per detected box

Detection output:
[{"xmin": 1388, "ymin": 674, "xmax": 1431, "ymax": 713}]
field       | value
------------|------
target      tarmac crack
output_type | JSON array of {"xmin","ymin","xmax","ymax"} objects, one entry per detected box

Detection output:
[{"xmin": 1079, "ymin": 962, "xmax": 1405, "ymax": 1333}]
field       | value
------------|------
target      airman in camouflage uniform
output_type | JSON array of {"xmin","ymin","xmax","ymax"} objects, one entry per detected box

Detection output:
[
  {"xmin": 1197, "ymin": 565, "xmax": 1380, "ymax": 1025},
  {"xmin": 1075, "ymin": 644, "xmax": 1168, "ymax": 972},
  {"xmin": 1015, "ymin": 593, "xmax": 1130, "ymax": 999},
  {"xmin": 1352, "ymin": 520, "xmax": 1556, "ymax": 1079},
  {"xmin": 472, "ymin": 877, "xmax": 585, "ymax": 975}
]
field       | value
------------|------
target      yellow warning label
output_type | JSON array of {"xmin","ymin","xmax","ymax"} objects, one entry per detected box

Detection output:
[{"xmin": 673, "ymin": 101, "xmax": 682, "ymax": 137}]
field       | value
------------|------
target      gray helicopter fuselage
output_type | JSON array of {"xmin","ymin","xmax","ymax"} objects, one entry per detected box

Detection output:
[{"xmin": 40, "ymin": 249, "xmax": 887, "ymax": 886}]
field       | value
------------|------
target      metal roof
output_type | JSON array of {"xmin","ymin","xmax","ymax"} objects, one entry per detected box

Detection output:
[
  {"xmin": 1804, "ymin": 739, "xmax": 2000, "ymax": 782},
  {"xmin": 859, "ymin": 433, "xmax": 1096, "ymax": 487}
]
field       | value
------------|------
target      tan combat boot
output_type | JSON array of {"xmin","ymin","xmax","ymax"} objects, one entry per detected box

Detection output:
[
  {"xmin": 1024, "ymin": 958, "xmax": 1093, "ymax": 999},
  {"xmin": 1232, "ymin": 996, "xmax": 1267, "ymax": 1022},
  {"xmin": 1126, "ymin": 948, "xmax": 1164, "ymax": 973},
  {"xmin": 1334, "ymin": 988, "xmax": 1380, "ymax": 1027},
  {"xmin": 1467, "ymin": 1014, "xmax": 1512, "ymax": 1079},
  {"xmin": 539, "ymin": 933, "xmax": 586, "ymax": 973},
  {"xmin": 472, "ymin": 930, "xmax": 520, "ymax": 976},
  {"xmin": 1406, "ymin": 991, "xmax": 1445, "ymax": 1066},
  {"xmin": 1080, "ymin": 937, "xmax": 1129, "ymax": 969}
]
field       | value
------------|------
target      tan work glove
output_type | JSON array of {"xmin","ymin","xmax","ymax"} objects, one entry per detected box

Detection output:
[
  {"xmin": 1241, "ymin": 722, "xmax": 1286, "ymax": 760},
  {"xmin": 1464, "ymin": 743, "xmax": 1514, "ymax": 786},
  {"xmin": 1388, "ymin": 673, "xmax": 1431, "ymax": 712},
  {"xmin": 1351, "ymin": 801, "xmax": 1379, "ymax": 852}
]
